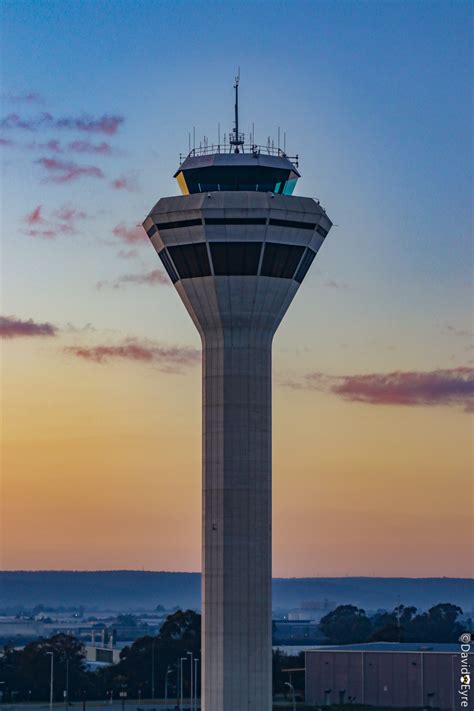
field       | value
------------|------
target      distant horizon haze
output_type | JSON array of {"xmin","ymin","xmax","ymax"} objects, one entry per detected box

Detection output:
[{"xmin": 1, "ymin": 571, "xmax": 472, "ymax": 612}]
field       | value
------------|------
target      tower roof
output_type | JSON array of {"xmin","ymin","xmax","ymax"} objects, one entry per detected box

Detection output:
[{"xmin": 175, "ymin": 151, "xmax": 300, "ymax": 176}]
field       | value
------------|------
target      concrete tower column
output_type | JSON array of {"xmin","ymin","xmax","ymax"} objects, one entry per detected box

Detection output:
[{"xmin": 202, "ymin": 327, "xmax": 273, "ymax": 711}]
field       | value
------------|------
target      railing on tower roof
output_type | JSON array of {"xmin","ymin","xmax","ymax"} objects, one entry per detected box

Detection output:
[{"xmin": 179, "ymin": 143, "xmax": 299, "ymax": 166}]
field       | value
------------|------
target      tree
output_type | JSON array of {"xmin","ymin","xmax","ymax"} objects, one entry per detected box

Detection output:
[
  {"xmin": 370, "ymin": 605, "xmax": 418, "ymax": 642},
  {"xmin": 406, "ymin": 603, "xmax": 463, "ymax": 643},
  {"xmin": 319, "ymin": 605, "xmax": 371, "ymax": 644},
  {"xmin": 98, "ymin": 609, "xmax": 201, "ymax": 700},
  {"xmin": 0, "ymin": 634, "xmax": 95, "ymax": 702},
  {"xmin": 159, "ymin": 609, "xmax": 200, "ymax": 651}
]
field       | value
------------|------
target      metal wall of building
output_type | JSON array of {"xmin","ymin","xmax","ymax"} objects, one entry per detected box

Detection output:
[{"xmin": 306, "ymin": 649, "xmax": 473, "ymax": 710}]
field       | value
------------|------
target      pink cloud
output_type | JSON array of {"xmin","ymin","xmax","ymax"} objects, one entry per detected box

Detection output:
[
  {"xmin": 27, "ymin": 139, "xmax": 117, "ymax": 155},
  {"xmin": 112, "ymin": 223, "xmax": 147, "ymax": 245},
  {"xmin": 36, "ymin": 157, "xmax": 104, "ymax": 183},
  {"xmin": 0, "ymin": 137, "xmax": 15, "ymax": 147},
  {"xmin": 293, "ymin": 367, "xmax": 474, "ymax": 413},
  {"xmin": 24, "ymin": 229, "xmax": 58, "ymax": 239},
  {"xmin": 97, "ymin": 269, "xmax": 169, "ymax": 290},
  {"xmin": 0, "ymin": 315, "xmax": 57, "ymax": 338},
  {"xmin": 68, "ymin": 140, "xmax": 116, "ymax": 155},
  {"xmin": 1, "ymin": 113, "xmax": 124, "ymax": 135},
  {"xmin": 64, "ymin": 338, "xmax": 200, "ymax": 372},
  {"xmin": 4, "ymin": 93, "xmax": 44, "ymax": 104},
  {"xmin": 23, "ymin": 204, "xmax": 88, "ymax": 239},
  {"xmin": 54, "ymin": 206, "xmax": 87, "ymax": 222},
  {"xmin": 111, "ymin": 174, "xmax": 139, "ymax": 191},
  {"xmin": 34, "ymin": 139, "xmax": 62, "ymax": 153},
  {"xmin": 24, "ymin": 205, "xmax": 44, "ymax": 225},
  {"xmin": 117, "ymin": 248, "xmax": 139, "ymax": 260}
]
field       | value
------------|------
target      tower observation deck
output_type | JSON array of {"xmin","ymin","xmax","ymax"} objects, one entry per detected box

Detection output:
[{"xmin": 142, "ymin": 83, "xmax": 332, "ymax": 711}]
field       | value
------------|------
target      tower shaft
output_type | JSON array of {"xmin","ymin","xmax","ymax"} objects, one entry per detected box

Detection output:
[{"xmin": 202, "ymin": 329, "xmax": 272, "ymax": 710}]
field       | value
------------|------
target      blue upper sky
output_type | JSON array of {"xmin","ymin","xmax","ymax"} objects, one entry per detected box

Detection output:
[{"xmin": 1, "ymin": 0, "xmax": 471, "ymax": 377}]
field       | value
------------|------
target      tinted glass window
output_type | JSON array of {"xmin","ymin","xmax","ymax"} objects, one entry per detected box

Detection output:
[
  {"xmin": 157, "ymin": 218, "xmax": 202, "ymax": 231},
  {"xmin": 205, "ymin": 217, "xmax": 267, "ymax": 226},
  {"xmin": 294, "ymin": 247, "xmax": 316, "ymax": 283},
  {"xmin": 182, "ymin": 165, "xmax": 294, "ymax": 194},
  {"xmin": 146, "ymin": 224, "xmax": 158, "ymax": 237},
  {"xmin": 168, "ymin": 242, "xmax": 211, "ymax": 279},
  {"xmin": 261, "ymin": 242, "xmax": 305, "ymax": 279},
  {"xmin": 269, "ymin": 218, "xmax": 316, "ymax": 230},
  {"xmin": 316, "ymin": 224, "xmax": 329, "ymax": 237},
  {"xmin": 283, "ymin": 178, "xmax": 297, "ymax": 195},
  {"xmin": 210, "ymin": 241, "xmax": 262, "ymax": 276},
  {"xmin": 158, "ymin": 248, "xmax": 179, "ymax": 284}
]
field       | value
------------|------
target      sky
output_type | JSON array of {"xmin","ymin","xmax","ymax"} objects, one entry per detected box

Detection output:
[{"xmin": 0, "ymin": 0, "xmax": 472, "ymax": 577}]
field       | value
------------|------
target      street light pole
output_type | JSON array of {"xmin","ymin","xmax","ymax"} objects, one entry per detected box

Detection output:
[
  {"xmin": 151, "ymin": 638, "xmax": 155, "ymax": 701},
  {"xmin": 0, "ymin": 680, "xmax": 5, "ymax": 711},
  {"xmin": 65, "ymin": 658, "xmax": 69, "ymax": 711},
  {"xmin": 164, "ymin": 667, "xmax": 172, "ymax": 706},
  {"xmin": 193, "ymin": 659, "xmax": 198, "ymax": 711},
  {"xmin": 187, "ymin": 652, "xmax": 193, "ymax": 711},
  {"xmin": 180, "ymin": 657, "xmax": 186, "ymax": 710},
  {"xmin": 47, "ymin": 652, "xmax": 54, "ymax": 711},
  {"xmin": 285, "ymin": 682, "xmax": 296, "ymax": 711}
]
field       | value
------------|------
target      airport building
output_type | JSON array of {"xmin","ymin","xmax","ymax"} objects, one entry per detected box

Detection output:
[{"xmin": 305, "ymin": 642, "xmax": 473, "ymax": 710}]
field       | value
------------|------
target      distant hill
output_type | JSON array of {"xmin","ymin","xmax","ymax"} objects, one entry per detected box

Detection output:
[{"xmin": 0, "ymin": 571, "xmax": 472, "ymax": 612}]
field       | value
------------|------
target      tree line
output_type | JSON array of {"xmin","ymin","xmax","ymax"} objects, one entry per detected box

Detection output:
[
  {"xmin": 0, "ymin": 603, "xmax": 467, "ymax": 703},
  {"xmin": 319, "ymin": 602, "xmax": 466, "ymax": 645}
]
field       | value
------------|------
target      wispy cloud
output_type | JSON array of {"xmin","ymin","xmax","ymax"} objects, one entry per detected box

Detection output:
[
  {"xmin": 285, "ymin": 367, "xmax": 474, "ymax": 413},
  {"xmin": 0, "ymin": 137, "xmax": 15, "ymax": 147},
  {"xmin": 3, "ymin": 92, "xmax": 44, "ymax": 105},
  {"xmin": 437, "ymin": 323, "xmax": 471, "ymax": 339},
  {"xmin": 111, "ymin": 174, "xmax": 139, "ymax": 191},
  {"xmin": 24, "ymin": 205, "xmax": 44, "ymax": 225},
  {"xmin": 54, "ymin": 206, "xmax": 87, "ymax": 222},
  {"xmin": 27, "ymin": 139, "xmax": 118, "ymax": 156},
  {"xmin": 68, "ymin": 140, "xmax": 117, "ymax": 155},
  {"xmin": 23, "ymin": 204, "xmax": 87, "ymax": 238},
  {"xmin": 117, "ymin": 248, "xmax": 140, "ymax": 260},
  {"xmin": 112, "ymin": 223, "xmax": 147, "ymax": 245},
  {"xmin": 97, "ymin": 269, "xmax": 169, "ymax": 289},
  {"xmin": 35, "ymin": 157, "xmax": 104, "ymax": 183},
  {"xmin": 0, "ymin": 315, "xmax": 58, "ymax": 338},
  {"xmin": 64, "ymin": 338, "xmax": 200, "ymax": 372},
  {"xmin": 321, "ymin": 278, "xmax": 348, "ymax": 289},
  {"xmin": 1, "ymin": 113, "xmax": 124, "ymax": 135}
]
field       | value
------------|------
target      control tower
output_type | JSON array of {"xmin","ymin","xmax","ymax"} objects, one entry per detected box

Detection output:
[{"xmin": 143, "ymin": 79, "xmax": 332, "ymax": 711}]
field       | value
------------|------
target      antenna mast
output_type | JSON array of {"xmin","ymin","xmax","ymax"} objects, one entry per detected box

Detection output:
[{"xmin": 230, "ymin": 69, "xmax": 244, "ymax": 153}]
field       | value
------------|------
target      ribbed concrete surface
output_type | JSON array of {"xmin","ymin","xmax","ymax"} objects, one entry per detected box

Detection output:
[
  {"xmin": 178, "ymin": 275, "xmax": 298, "ymax": 711},
  {"xmin": 202, "ymin": 328, "xmax": 272, "ymax": 711}
]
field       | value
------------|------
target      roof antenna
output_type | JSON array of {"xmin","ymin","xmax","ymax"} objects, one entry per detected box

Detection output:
[{"xmin": 230, "ymin": 68, "xmax": 244, "ymax": 154}]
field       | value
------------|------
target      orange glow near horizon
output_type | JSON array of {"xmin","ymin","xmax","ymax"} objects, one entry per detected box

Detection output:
[{"xmin": 1, "ymin": 336, "xmax": 471, "ymax": 577}]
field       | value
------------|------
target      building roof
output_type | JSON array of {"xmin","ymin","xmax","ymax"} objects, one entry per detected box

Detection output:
[
  {"xmin": 306, "ymin": 642, "xmax": 470, "ymax": 654},
  {"xmin": 175, "ymin": 151, "xmax": 300, "ymax": 177}
]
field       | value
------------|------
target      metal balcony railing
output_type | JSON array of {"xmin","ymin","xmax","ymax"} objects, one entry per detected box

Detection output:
[{"xmin": 179, "ymin": 143, "xmax": 298, "ymax": 165}]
